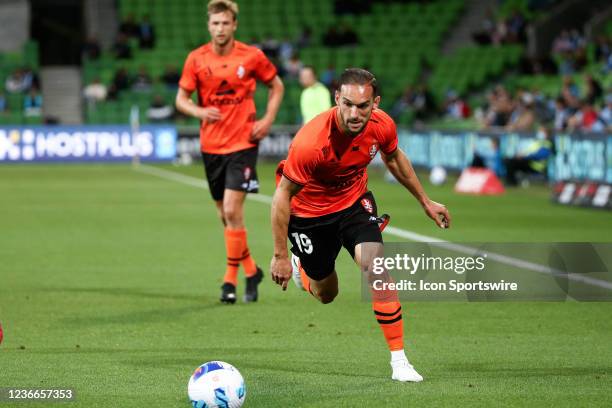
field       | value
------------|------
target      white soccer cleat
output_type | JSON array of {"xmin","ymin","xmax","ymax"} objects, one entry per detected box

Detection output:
[
  {"xmin": 291, "ymin": 254, "xmax": 305, "ymax": 291},
  {"xmin": 391, "ymin": 359, "xmax": 424, "ymax": 382}
]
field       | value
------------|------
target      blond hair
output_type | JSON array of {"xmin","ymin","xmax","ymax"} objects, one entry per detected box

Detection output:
[{"xmin": 208, "ymin": 0, "xmax": 239, "ymax": 20}]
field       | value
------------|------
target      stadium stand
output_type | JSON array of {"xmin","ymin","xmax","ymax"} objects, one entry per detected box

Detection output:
[
  {"xmin": 0, "ymin": 41, "xmax": 42, "ymax": 125},
  {"xmin": 83, "ymin": 0, "xmax": 464, "ymax": 126}
]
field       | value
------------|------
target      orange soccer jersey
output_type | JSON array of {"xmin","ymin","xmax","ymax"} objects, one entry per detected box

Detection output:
[
  {"xmin": 179, "ymin": 41, "xmax": 277, "ymax": 154},
  {"xmin": 282, "ymin": 107, "xmax": 398, "ymax": 218}
]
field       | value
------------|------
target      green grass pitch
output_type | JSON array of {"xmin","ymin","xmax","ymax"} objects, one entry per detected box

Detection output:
[{"xmin": 0, "ymin": 162, "xmax": 611, "ymax": 407}]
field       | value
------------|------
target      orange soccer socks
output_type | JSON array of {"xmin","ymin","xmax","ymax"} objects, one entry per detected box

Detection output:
[
  {"xmin": 223, "ymin": 228, "xmax": 258, "ymax": 286},
  {"xmin": 372, "ymin": 301, "xmax": 404, "ymax": 351}
]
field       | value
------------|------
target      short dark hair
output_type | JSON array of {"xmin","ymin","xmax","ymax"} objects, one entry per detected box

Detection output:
[
  {"xmin": 338, "ymin": 68, "xmax": 378, "ymax": 97},
  {"xmin": 302, "ymin": 64, "xmax": 317, "ymax": 76}
]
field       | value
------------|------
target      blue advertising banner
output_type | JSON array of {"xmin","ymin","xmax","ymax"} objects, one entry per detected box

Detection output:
[
  {"xmin": 0, "ymin": 125, "xmax": 177, "ymax": 163},
  {"xmin": 397, "ymin": 130, "xmax": 612, "ymax": 183}
]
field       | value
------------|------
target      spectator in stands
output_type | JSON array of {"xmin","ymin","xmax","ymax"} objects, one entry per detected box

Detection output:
[
  {"xmin": 560, "ymin": 76, "xmax": 580, "ymax": 109},
  {"xmin": 480, "ymin": 85, "xmax": 513, "ymax": 128},
  {"xmin": 391, "ymin": 84, "xmax": 435, "ymax": 122},
  {"xmin": 132, "ymin": 66, "xmax": 153, "ymax": 92},
  {"xmin": 161, "ymin": 64, "xmax": 181, "ymax": 88},
  {"xmin": 119, "ymin": 13, "xmax": 139, "ymax": 38},
  {"xmin": 584, "ymin": 74, "xmax": 603, "ymax": 105},
  {"xmin": 505, "ymin": 9, "xmax": 527, "ymax": 43},
  {"xmin": 283, "ymin": 52, "xmax": 303, "ymax": 80},
  {"xmin": 320, "ymin": 64, "xmax": 337, "ymax": 88},
  {"xmin": 472, "ymin": 8, "xmax": 496, "ymax": 45},
  {"xmin": 504, "ymin": 125, "xmax": 553, "ymax": 186},
  {"xmin": 261, "ymin": 34, "xmax": 280, "ymax": 58},
  {"xmin": 23, "ymin": 86, "xmax": 43, "ymax": 117},
  {"xmin": 506, "ymin": 92, "xmax": 536, "ymax": 132},
  {"xmin": 279, "ymin": 36, "xmax": 294, "ymax": 62},
  {"xmin": 112, "ymin": 67, "xmax": 131, "ymax": 92},
  {"xmin": 22, "ymin": 67, "xmax": 40, "ymax": 91},
  {"xmin": 147, "ymin": 95, "xmax": 174, "ymax": 122},
  {"xmin": 553, "ymin": 96, "xmax": 571, "ymax": 131},
  {"xmin": 138, "ymin": 15, "xmax": 155, "ymax": 49},
  {"xmin": 5, "ymin": 69, "xmax": 28, "ymax": 93},
  {"xmin": 83, "ymin": 77, "xmax": 107, "ymax": 107},
  {"xmin": 113, "ymin": 33, "xmax": 132, "ymax": 60},
  {"xmin": 82, "ymin": 36, "xmax": 101, "ymax": 60},
  {"xmin": 594, "ymin": 35, "xmax": 611, "ymax": 63},
  {"xmin": 299, "ymin": 65, "xmax": 331, "ymax": 123},
  {"xmin": 567, "ymin": 100, "xmax": 605, "ymax": 132},
  {"xmin": 443, "ymin": 90, "xmax": 471, "ymax": 120},
  {"xmin": 600, "ymin": 94, "xmax": 612, "ymax": 131}
]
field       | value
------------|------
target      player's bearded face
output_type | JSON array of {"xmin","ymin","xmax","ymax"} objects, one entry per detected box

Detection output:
[
  {"xmin": 335, "ymin": 84, "xmax": 381, "ymax": 136},
  {"xmin": 208, "ymin": 11, "xmax": 237, "ymax": 47}
]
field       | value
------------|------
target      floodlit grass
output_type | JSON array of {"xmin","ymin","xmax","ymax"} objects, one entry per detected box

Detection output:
[{"xmin": 0, "ymin": 162, "xmax": 610, "ymax": 407}]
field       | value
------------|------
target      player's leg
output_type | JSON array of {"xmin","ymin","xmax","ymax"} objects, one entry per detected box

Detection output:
[
  {"xmin": 224, "ymin": 147, "xmax": 263, "ymax": 302},
  {"xmin": 343, "ymin": 192, "xmax": 423, "ymax": 382},
  {"xmin": 202, "ymin": 153, "xmax": 239, "ymax": 304},
  {"xmin": 288, "ymin": 215, "xmax": 342, "ymax": 304}
]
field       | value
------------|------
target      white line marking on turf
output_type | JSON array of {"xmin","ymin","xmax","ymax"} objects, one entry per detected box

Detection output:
[{"xmin": 135, "ymin": 164, "xmax": 612, "ymax": 291}]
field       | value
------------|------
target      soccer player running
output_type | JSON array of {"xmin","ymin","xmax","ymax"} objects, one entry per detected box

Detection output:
[
  {"xmin": 176, "ymin": 0, "xmax": 284, "ymax": 304},
  {"xmin": 270, "ymin": 68, "xmax": 450, "ymax": 382}
]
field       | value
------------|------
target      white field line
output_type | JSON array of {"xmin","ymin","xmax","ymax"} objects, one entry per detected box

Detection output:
[{"xmin": 135, "ymin": 164, "xmax": 612, "ymax": 291}]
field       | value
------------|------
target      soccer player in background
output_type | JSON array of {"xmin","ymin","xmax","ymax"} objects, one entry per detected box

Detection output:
[
  {"xmin": 270, "ymin": 69, "xmax": 450, "ymax": 382},
  {"xmin": 176, "ymin": 0, "xmax": 284, "ymax": 303},
  {"xmin": 299, "ymin": 65, "xmax": 331, "ymax": 123}
]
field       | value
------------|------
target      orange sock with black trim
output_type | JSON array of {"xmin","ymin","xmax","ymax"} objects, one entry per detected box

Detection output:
[
  {"xmin": 373, "ymin": 301, "xmax": 404, "ymax": 351},
  {"xmin": 238, "ymin": 231, "xmax": 258, "ymax": 278},
  {"xmin": 223, "ymin": 228, "xmax": 244, "ymax": 286}
]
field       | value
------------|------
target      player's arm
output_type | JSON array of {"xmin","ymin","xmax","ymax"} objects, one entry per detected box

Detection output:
[
  {"xmin": 270, "ymin": 176, "xmax": 302, "ymax": 290},
  {"xmin": 174, "ymin": 87, "xmax": 221, "ymax": 123},
  {"xmin": 382, "ymin": 148, "xmax": 451, "ymax": 229},
  {"xmin": 251, "ymin": 76, "xmax": 284, "ymax": 142}
]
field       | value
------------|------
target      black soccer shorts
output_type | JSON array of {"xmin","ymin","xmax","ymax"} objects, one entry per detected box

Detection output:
[
  {"xmin": 288, "ymin": 191, "xmax": 383, "ymax": 281},
  {"xmin": 201, "ymin": 147, "xmax": 259, "ymax": 201}
]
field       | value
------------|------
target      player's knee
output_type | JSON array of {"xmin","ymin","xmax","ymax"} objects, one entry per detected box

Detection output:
[
  {"xmin": 317, "ymin": 288, "xmax": 338, "ymax": 304},
  {"xmin": 223, "ymin": 205, "xmax": 243, "ymax": 226}
]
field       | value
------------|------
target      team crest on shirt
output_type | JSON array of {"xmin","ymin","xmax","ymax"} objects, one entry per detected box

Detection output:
[
  {"xmin": 237, "ymin": 64, "xmax": 245, "ymax": 79},
  {"xmin": 361, "ymin": 198, "xmax": 374, "ymax": 214},
  {"xmin": 369, "ymin": 144, "xmax": 378, "ymax": 158}
]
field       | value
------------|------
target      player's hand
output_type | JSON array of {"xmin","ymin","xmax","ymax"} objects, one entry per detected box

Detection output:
[
  {"xmin": 270, "ymin": 255, "xmax": 292, "ymax": 291},
  {"xmin": 250, "ymin": 117, "xmax": 273, "ymax": 142},
  {"xmin": 422, "ymin": 199, "xmax": 451, "ymax": 229},
  {"xmin": 197, "ymin": 107, "xmax": 221, "ymax": 123}
]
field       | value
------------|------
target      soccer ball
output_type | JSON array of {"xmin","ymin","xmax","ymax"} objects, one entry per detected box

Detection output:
[
  {"xmin": 429, "ymin": 166, "xmax": 447, "ymax": 186},
  {"xmin": 188, "ymin": 361, "xmax": 246, "ymax": 408}
]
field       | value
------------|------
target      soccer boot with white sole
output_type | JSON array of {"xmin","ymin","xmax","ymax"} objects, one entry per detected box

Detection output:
[
  {"xmin": 220, "ymin": 282, "xmax": 237, "ymax": 304},
  {"xmin": 391, "ymin": 359, "xmax": 424, "ymax": 382},
  {"xmin": 243, "ymin": 266, "xmax": 263, "ymax": 302}
]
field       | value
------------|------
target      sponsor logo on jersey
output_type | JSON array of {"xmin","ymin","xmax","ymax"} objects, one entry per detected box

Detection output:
[
  {"xmin": 361, "ymin": 198, "xmax": 374, "ymax": 213},
  {"xmin": 215, "ymin": 79, "xmax": 236, "ymax": 96},
  {"xmin": 369, "ymin": 144, "xmax": 378, "ymax": 158},
  {"xmin": 237, "ymin": 65, "xmax": 245, "ymax": 79}
]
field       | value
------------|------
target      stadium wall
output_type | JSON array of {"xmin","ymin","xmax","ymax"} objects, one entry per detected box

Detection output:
[{"xmin": 0, "ymin": 0, "xmax": 30, "ymax": 52}]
